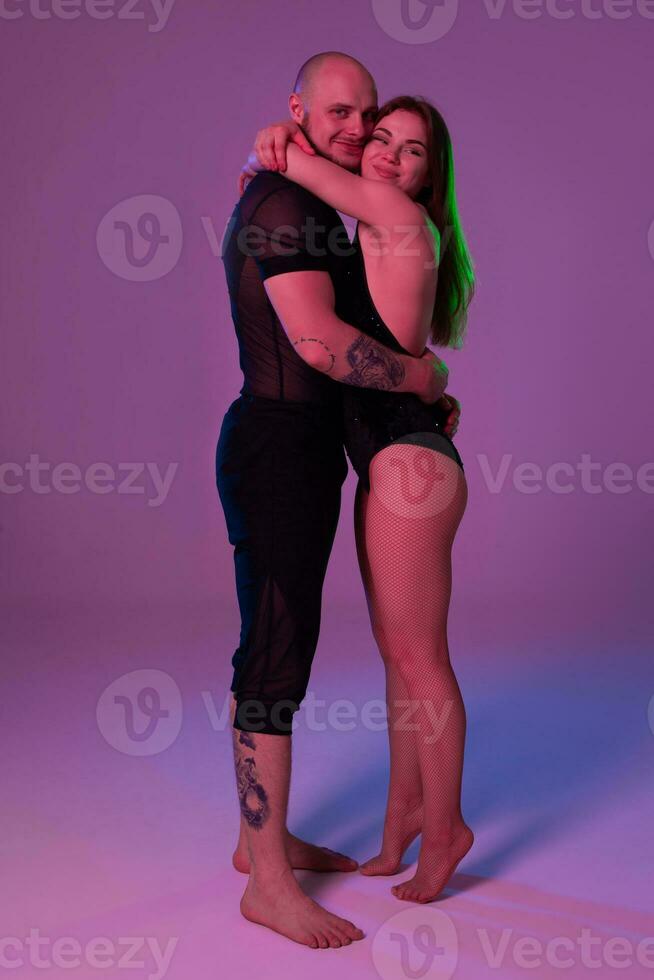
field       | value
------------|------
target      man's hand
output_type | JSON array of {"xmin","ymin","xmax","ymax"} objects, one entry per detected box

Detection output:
[
  {"xmin": 416, "ymin": 348, "xmax": 449, "ymax": 405},
  {"xmin": 437, "ymin": 393, "xmax": 461, "ymax": 438}
]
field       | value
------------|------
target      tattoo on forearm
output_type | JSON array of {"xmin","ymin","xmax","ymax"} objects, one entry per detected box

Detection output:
[
  {"xmin": 292, "ymin": 335, "xmax": 336, "ymax": 372},
  {"xmin": 233, "ymin": 730, "xmax": 270, "ymax": 829},
  {"xmin": 341, "ymin": 335, "xmax": 406, "ymax": 390}
]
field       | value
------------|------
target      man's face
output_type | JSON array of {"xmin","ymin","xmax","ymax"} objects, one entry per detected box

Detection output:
[{"xmin": 291, "ymin": 63, "xmax": 378, "ymax": 171}]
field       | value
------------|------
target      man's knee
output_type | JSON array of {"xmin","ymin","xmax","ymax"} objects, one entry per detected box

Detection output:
[{"xmin": 232, "ymin": 696, "xmax": 300, "ymax": 736}]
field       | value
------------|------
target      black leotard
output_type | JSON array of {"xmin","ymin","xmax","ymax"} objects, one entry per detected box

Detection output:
[{"xmin": 341, "ymin": 226, "xmax": 464, "ymax": 493}]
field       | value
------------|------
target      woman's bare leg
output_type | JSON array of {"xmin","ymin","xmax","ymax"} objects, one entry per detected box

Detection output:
[
  {"xmin": 361, "ymin": 442, "xmax": 474, "ymax": 902},
  {"xmin": 354, "ymin": 482, "xmax": 424, "ymax": 874}
]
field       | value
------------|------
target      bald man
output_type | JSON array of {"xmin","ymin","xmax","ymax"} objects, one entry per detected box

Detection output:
[{"xmin": 216, "ymin": 52, "xmax": 452, "ymax": 948}]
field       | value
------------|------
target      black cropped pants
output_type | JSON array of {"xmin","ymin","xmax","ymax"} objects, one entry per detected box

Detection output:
[{"xmin": 216, "ymin": 394, "xmax": 348, "ymax": 735}]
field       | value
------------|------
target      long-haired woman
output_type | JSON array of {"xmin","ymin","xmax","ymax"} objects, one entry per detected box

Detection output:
[{"xmin": 246, "ymin": 95, "xmax": 475, "ymax": 902}]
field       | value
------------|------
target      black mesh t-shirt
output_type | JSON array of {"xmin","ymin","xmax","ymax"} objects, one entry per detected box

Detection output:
[{"xmin": 221, "ymin": 172, "xmax": 354, "ymax": 406}]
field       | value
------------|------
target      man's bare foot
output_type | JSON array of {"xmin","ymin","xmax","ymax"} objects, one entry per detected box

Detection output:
[
  {"xmin": 359, "ymin": 802, "xmax": 423, "ymax": 876},
  {"xmin": 240, "ymin": 868, "xmax": 365, "ymax": 948},
  {"xmin": 232, "ymin": 832, "xmax": 358, "ymax": 874},
  {"xmin": 391, "ymin": 823, "xmax": 474, "ymax": 903}
]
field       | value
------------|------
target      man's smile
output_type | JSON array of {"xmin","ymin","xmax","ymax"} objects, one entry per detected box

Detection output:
[{"xmin": 333, "ymin": 140, "xmax": 364, "ymax": 156}]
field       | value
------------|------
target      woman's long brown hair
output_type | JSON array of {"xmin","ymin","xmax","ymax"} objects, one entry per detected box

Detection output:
[{"xmin": 373, "ymin": 95, "xmax": 475, "ymax": 350}]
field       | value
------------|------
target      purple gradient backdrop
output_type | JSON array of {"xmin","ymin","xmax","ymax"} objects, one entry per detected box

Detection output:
[
  {"xmin": 1, "ymin": 0, "xmax": 651, "ymax": 634},
  {"xmin": 2, "ymin": 1, "xmax": 653, "ymax": 976}
]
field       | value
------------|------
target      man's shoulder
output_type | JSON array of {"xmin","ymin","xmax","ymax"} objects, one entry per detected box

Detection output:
[{"xmin": 242, "ymin": 171, "xmax": 339, "ymax": 222}]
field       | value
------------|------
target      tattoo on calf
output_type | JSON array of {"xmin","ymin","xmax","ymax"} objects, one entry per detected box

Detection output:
[
  {"xmin": 342, "ymin": 335, "xmax": 405, "ymax": 390},
  {"xmin": 233, "ymin": 731, "xmax": 270, "ymax": 829},
  {"xmin": 238, "ymin": 730, "xmax": 256, "ymax": 750},
  {"xmin": 292, "ymin": 335, "xmax": 336, "ymax": 372}
]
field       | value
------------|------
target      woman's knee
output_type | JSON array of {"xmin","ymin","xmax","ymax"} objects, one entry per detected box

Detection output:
[{"xmin": 376, "ymin": 623, "xmax": 439, "ymax": 666}]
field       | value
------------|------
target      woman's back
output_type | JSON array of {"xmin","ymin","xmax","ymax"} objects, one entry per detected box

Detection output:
[
  {"xmin": 339, "ymin": 220, "xmax": 461, "ymax": 493},
  {"xmin": 354, "ymin": 206, "xmax": 440, "ymax": 358}
]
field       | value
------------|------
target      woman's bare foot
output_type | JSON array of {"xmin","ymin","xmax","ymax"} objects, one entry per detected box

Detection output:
[
  {"xmin": 232, "ymin": 832, "xmax": 358, "ymax": 874},
  {"xmin": 240, "ymin": 868, "xmax": 365, "ymax": 948},
  {"xmin": 391, "ymin": 823, "xmax": 474, "ymax": 903},
  {"xmin": 359, "ymin": 802, "xmax": 423, "ymax": 876}
]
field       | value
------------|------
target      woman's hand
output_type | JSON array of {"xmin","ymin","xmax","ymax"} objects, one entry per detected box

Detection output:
[
  {"xmin": 438, "ymin": 393, "xmax": 461, "ymax": 438},
  {"xmin": 416, "ymin": 348, "xmax": 449, "ymax": 404},
  {"xmin": 237, "ymin": 119, "xmax": 315, "ymax": 196},
  {"xmin": 416, "ymin": 350, "xmax": 462, "ymax": 436},
  {"xmin": 252, "ymin": 119, "xmax": 315, "ymax": 172}
]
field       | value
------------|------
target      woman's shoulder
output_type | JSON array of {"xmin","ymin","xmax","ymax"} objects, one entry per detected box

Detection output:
[
  {"xmin": 359, "ymin": 180, "xmax": 421, "ymax": 226},
  {"xmin": 415, "ymin": 203, "xmax": 440, "ymax": 236},
  {"xmin": 414, "ymin": 203, "xmax": 441, "ymax": 264}
]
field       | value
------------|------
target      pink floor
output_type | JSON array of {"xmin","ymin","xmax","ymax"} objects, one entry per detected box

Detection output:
[{"xmin": 2, "ymin": 597, "xmax": 653, "ymax": 980}]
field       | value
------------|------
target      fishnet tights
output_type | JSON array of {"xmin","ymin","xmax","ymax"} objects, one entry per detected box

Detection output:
[{"xmin": 354, "ymin": 441, "xmax": 474, "ymax": 902}]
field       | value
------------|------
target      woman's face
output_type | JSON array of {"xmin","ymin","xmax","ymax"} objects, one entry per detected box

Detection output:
[{"xmin": 361, "ymin": 109, "xmax": 430, "ymax": 200}]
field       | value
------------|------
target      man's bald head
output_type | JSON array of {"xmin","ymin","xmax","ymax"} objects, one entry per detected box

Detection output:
[
  {"xmin": 288, "ymin": 51, "xmax": 378, "ymax": 171},
  {"xmin": 293, "ymin": 51, "xmax": 376, "ymax": 104}
]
